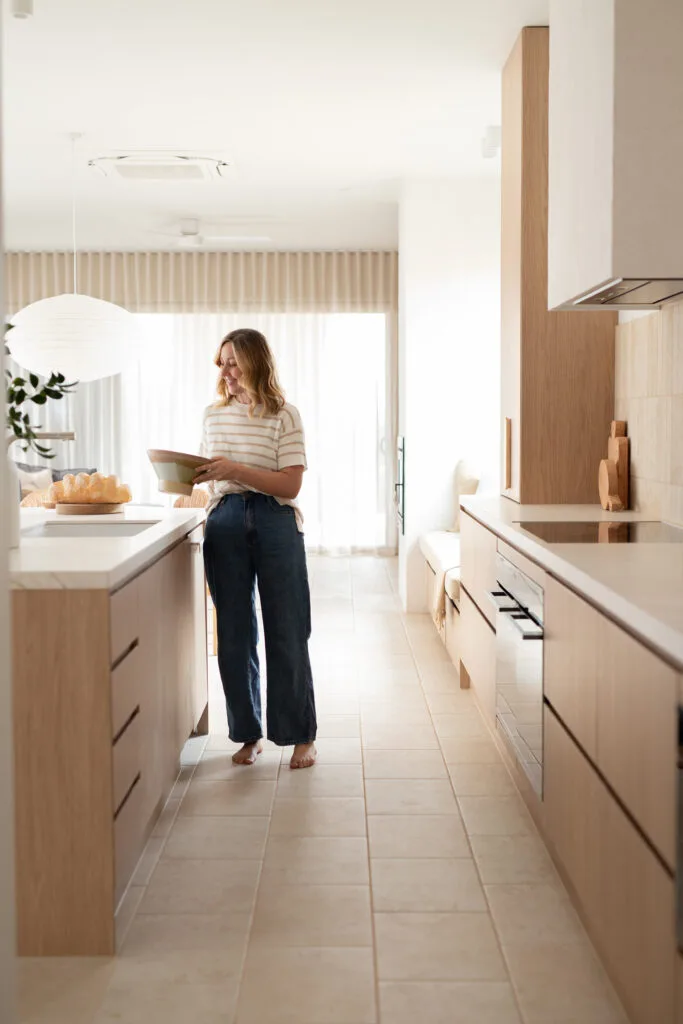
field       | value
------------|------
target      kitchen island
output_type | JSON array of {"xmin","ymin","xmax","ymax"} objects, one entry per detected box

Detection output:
[{"xmin": 11, "ymin": 506, "xmax": 208, "ymax": 956}]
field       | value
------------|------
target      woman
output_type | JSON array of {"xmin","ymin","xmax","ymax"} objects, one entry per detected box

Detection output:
[{"xmin": 194, "ymin": 328, "xmax": 317, "ymax": 770}]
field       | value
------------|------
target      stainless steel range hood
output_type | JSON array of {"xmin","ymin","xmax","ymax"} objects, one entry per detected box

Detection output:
[{"xmin": 571, "ymin": 278, "xmax": 683, "ymax": 311}]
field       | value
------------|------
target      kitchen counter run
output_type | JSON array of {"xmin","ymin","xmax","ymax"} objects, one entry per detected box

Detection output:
[
  {"xmin": 11, "ymin": 505, "xmax": 205, "ymax": 591},
  {"xmin": 460, "ymin": 495, "xmax": 683, "ymax": 670}
]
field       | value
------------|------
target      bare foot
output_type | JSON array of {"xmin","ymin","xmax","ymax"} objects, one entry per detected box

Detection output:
[
  {"xmin": 232, "ymin": 741, "xmax": 264, "ymax": 765},
  {"xmin": 290, "ymin": 743, "xmax": 317, "ymax": 770}
]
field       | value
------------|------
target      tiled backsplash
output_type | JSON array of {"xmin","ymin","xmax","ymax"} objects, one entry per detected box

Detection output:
[{"xmin": 615, "ymin": 303, "xmax": 683, "ymax": 524}]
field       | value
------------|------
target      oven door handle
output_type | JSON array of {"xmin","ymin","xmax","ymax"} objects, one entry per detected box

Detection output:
[
  {"xmin": 488, "ymin": 589, "xmax": 518, "ymax": 613},
  {"xmin": 506, "ymin": 611, "xmax": 544, "ymax": 640}
]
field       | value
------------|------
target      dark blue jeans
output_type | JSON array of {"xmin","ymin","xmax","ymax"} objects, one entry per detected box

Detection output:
[{"xmin": 203, "ymin": 492, "xmax": 317, "ymax": 747}]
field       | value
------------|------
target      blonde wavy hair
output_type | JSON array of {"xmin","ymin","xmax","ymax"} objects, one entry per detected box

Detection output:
[{"xmin": 214, "ymin": 328, "xmax": 286, "ymax": 416}]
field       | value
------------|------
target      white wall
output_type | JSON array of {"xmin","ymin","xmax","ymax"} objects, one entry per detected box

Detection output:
[{"xmin": 398, "ymin": 178, "xmax": 501, "ymax": 611}]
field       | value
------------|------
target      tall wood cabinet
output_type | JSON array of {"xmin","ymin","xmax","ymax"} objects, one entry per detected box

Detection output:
[{"xmin": 501, "ymin": 27, "xmax": 617, "ymax": 503}]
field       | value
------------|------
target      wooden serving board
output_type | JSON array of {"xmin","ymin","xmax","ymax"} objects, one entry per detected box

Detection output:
[{"xmin": 55, "ymin": 503, "xmax": 124, "ymax": 516}]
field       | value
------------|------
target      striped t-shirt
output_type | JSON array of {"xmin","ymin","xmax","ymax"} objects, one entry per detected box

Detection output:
[{"xmin": 201, "ymin": 400, "xmax": 307, "ymax": 526}]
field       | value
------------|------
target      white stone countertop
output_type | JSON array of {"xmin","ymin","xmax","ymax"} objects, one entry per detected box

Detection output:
[
  {"xmin": 460, "ymin": 495, "xmax": 683, "ymax": 671},
  {"xmin": 11, "ymin": 505, "xmax": 205, "ymax": 592}
]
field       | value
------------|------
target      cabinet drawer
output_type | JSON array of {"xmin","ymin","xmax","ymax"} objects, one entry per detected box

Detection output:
[
  {"xmin": 543, "ymin": 707, "xmax": 603, "ymax": 932},
  {"xmin": 460, "ymin": 511, "xmax": 498, "ymax": 626},
  {"xmin": 110, "ymin": 576, "xmax": 141, "ymax": 665},
  {"xmin": 460, "ymin": 589, "xmax": 496, "ymax": 723},
  {"xmin": 113, "ymin": 712, "xmax": 142, "ymax": 815},
  {"xmin": 544, "ymin": 576, "xmax": 600, "ymax": 758},
  {"xmin": 114, "ymin": 774, "xmax": 145, "ymax": 906},
  {"xmin": 596, "ymin": 618, "xmax": 677, "ymax": 871},
  {"xmin": 545, "ymin": 576, "xmax": 677, "ymax": 868},
  {"xmin": 111, "ymin": 644, "xmax": 141, "ymax": 739}
]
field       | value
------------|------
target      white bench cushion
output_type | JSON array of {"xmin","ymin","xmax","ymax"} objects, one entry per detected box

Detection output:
[{"xmin": 419, "ymin": 531, "xmax": 461, "ymax": 574}]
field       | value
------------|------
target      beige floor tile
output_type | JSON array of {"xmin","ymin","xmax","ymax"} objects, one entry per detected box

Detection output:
[
  {"xmin": 236, "ymin": 946, "xmax": 376, "ymax": 1023},
  {"xmin": 151, "ymin": 798, "xmax": 181, "ymax": 838},
  {"xmin": 270, "ymin": 797, "xmax": 366, "ymax": 837},
  {"xmin": 162, "ymin": 816, "xmax": 269, "ymax": 861},
  {"xmin": 504, "ymin": 942, "xmax": 628, "ymax": 1023},
  {"xmin": 486, "ymin": 883, "xmax": 586, "ymax": 946},
  {"xmin": 121, "ymin": 912, "xmax": 250, "ymax": 963},
  {"xmin": 425, "ymin": 691, "xmax": 476, "ymax": 714},
  {"xmin": 314, "ymin": 696, "xmax": 361, "ymax": 716},
  {"xmin": 375, "ymin": 912, "xmax": 507, "ymax": 981},
  {"xmin": 360, "ymin": 703, "xmax": 433, "ymax": 726},
  {"xmin": 261, "ymin": 836, "xmax": 370, "ymax": 885},
  {"xmin": 379, "ymin": 981, "xmax": 522, "ymax": 1024},
  {"xmin": 138, "ymin": 859, "xmax": 260, "ymax": 915},
  {"xmin": 115, "ymin": 886, "xmax": 145, "ymax": 953},
  {"xmin": 359, "ymin": 690, "xmax": 428, "ymax": 710},
  {"xmin": 448, "ymin": 763, "xmax": 516, "ymax": 796},
  {"xmin": 276, "ymin": 763, "xmax": 363, "ymax": 797},
  {"xmin": 362, "ymin": 724, "xmax": 439, "ymax": 750},
  {"xmin": 458, "ymin": 796, "xmax": 534, "ymax": 836},
  {"xmin": 193, "ymin": 751, "xmax": 281, "ymax": 781},
  {"xmin": 129, "ymin": 838, "xmax": 166, "ymax": 887},
  {"xmin": 470, "ymin": 835, "xmax": 558, "ymax": 885},
  {"xmin": 362, "ymin": 749, "xmax": 448, "ymax": 779},
  {"xmin": 94, "ymin": 957, "xmax": 240, "ymax": 1024},
  {"xmin": 432, "ymin": 712, "xmax": 488, "ymax": 739},
  {"xmin": 371, "ymin": 858, "xmax": 486, "ymax": 912},
  {"xmin": 282, "ymin": 738, "xmax": 362, "ymax": 764},
  {"xmin": 251, "ymin": 883, "xmax": 372, "ymax": 947},
  {"xmin": 365, "ymin": 779, "xmax": 458, "ymax": 815},
  {"xmin": 18, "ymin": 957, "xmax": 116, "ymax": 1024},
  {"xmin": 440, "ymin": 736, "xmax": 502, "ymax": 764},
  {"xmin": 368, "ymin": 815, "xmax": 470, "ymax": 858},
  {"xmin": 180, "ymin": 780, "xmax": 276, "ymax": 816},
  {"xmin": 316, "ymin": 715, "xmax": 361, "ymax": 738},
  {"xmin": 169, "ymin": 764, "xmax": 195, "ymax": 801}
]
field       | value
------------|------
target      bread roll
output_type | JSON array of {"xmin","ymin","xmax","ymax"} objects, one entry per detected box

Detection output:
[
  {"xmin": 62, "ymin": 474, "xmax": 77, "ymax": 501},
  {"xmin": 74, "ymin": 473, "xmax": 91, "ymax": 502},
  {"xmin": 115, "ymin": 484, "xmax": 132, "ymax": 504},
  {"xmin": 88, "ymin": 473, "xmax": 106, "ymax": 502},
  {"xmin": 48, "ymin": 480, "xmax": 64, "ymax": 503},
  {"xmin": 103, "ymin": 475, "xmax": 119, "ymax": 502}
]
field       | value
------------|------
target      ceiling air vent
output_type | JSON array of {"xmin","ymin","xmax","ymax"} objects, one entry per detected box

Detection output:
[{"xmin": 88, "ymin": 153, "xmax": 231, "ymax": 181}]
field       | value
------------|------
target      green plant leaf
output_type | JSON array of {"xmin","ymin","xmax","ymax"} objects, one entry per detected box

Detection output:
[
  {"xmin": 30, "ymin": 394, "xmax": 47, "ymax": 405},
  {"xmin": 29, "ymin": 373, "xmax": 39, "ymax": 388}
]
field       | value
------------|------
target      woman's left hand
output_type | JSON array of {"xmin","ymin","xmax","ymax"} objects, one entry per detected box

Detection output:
[{"xmin": 193, "ymin": 458, "xmax": 241, "ymax": 484}]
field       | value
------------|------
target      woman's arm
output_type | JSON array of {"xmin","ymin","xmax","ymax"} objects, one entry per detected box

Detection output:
[{"xmin": 193, "ymin": 458, "xmax": 304, "ymax": 500}]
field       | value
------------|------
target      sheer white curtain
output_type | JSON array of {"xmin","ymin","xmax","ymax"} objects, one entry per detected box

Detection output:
[{"xmin": 17, "ymin": 313, "xmax": 396, "ymax": 554}]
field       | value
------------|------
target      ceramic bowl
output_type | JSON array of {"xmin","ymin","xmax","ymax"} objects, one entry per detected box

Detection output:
[{"xmin": 147, "ymin": 449, "xmax": 206, "ymax": 496}]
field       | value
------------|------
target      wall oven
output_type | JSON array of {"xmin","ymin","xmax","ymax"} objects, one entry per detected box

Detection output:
[{"xmin": 490, "ymin": 552, "xmax": 545, "ymax": 797}]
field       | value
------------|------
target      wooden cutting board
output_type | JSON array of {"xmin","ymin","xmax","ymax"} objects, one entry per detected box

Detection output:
[{"xmin": 55, "ymin": 503, "xmax": 124, "ymax": 516}]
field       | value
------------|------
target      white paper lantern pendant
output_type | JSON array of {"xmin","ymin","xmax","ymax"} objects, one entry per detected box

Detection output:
[{"xmin": 8, "ymin": 135, "xmax": 136, "ymax": 382}]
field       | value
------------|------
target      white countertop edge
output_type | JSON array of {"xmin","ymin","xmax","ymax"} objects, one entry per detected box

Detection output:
[
  {"xmin": 10, "ymin": 506, "xmax": 206, "ymax": 591},
  {"xmin": 460, "ymin": 496, "xmax": 683, "ymax": 670}
]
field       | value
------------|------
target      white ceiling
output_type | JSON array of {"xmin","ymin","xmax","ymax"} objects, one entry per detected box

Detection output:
[{"xmin": 3, "ymin": 0, "xmax": 548, "ymax": 251}]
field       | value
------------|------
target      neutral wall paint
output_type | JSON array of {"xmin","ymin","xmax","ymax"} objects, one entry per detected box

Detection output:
[
  {"xmin": 398, "ymin": 178, "xmax": 501, "ymax": 611},
  {"xmin": 615, "ymin": 302, "xmax": 683, "ymax": 524}
]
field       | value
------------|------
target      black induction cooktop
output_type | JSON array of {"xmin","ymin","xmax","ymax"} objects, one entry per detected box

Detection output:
[{"xmin": 516, "ymin": 521, "xmax": 683, "ymax": 544}]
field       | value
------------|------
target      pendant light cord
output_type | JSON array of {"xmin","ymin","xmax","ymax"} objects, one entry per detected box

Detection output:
[{"xmin": 70, "ymin": 133, "xmax": 80, "ymax": 294}]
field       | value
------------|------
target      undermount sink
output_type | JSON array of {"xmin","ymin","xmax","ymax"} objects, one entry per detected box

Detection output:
[{"xmin": 22, "ymin": 521, "xmax": 159, "ymax": 539}]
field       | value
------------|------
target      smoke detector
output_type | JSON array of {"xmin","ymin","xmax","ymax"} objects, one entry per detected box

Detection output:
[
  {"xmin": 481, "ymin": 125, "xmax": 501, "ymax": 159},
  {"xmin": 88, "ymin": 153, "xmax": 232, "ymax": 181}
]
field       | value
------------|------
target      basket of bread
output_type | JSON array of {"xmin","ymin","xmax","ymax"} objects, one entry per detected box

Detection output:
[{"xmin": 47, "ymin": 473, "xmax": 132, "ymax": 515}]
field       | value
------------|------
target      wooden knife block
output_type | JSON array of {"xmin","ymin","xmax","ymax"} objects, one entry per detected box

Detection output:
[{"xmin": 599, "ymin": 421, "xmax": 629, "ymax": 512}]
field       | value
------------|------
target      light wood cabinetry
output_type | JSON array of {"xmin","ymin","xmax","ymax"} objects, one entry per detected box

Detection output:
[
  {"xmin": 460, "ymin": 511, "xmax": 498, "ymax": 628},
  {"xmin": 545, "ymin": 576, "xmax": 677, "ymax": 869},
  {"xmin": 544, "ymin": 705, "xmax": 676, "ymax": 1024},
  {"xmin": 12, "ymin": 530, "xmax": 208, "ymax": 955},
  {"xmin": 459, "ymin": 589, "xmax": 496, "ymax": 724},
  {"xmin": 501, "ymin": 27, "xmax": 616, "ymax": 504},
  {"xmin": 544, "ymin": 577, "xmax": 600, "ymax": 759}
]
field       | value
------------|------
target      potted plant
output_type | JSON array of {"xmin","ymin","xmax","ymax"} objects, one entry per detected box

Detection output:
[{"xmin": 5, "ymin": 327, "xmax": 77, "ymax": 547}]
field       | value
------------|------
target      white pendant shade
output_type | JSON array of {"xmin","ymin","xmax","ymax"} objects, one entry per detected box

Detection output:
[{"xmin": 7, "ymin": 293, "xmax": 137, "ymax": 381}]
